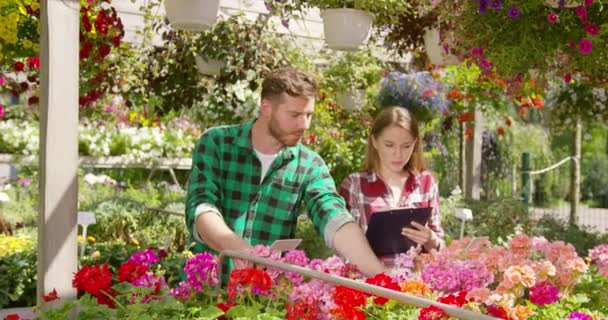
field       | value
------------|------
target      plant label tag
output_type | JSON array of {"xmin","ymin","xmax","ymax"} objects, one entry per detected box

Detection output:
[
  {"xmin": 270, "ymin": 239, "xmax": 302, "ymax": 252},
  {"xmin": 78, "ymin": 211, "xmax": 96, "ymax": 226}
]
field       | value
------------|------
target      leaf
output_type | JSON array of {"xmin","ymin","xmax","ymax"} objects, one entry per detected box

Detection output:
[
  {"xmin": 226, "ymin": 305, "xmax": 261, "ymax": 319},
  {"xmin": 197, "ymin": 305, "xmax": 225, "ymax": 319}
]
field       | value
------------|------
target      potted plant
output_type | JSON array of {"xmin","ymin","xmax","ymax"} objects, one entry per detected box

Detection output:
[
  {"xmin": 323, "ymin": 50, "xmax": 384, "ymax": 112},
  {"xmin": 380, "ymin": 0, "xmax": 459, "ymax": 66},
  {"xmin": 377, "ymin": 71, "xmax": 448, "ymax": 123},
  {"xmin": 286, "ymin": 0, "xmax": 410, "ymax": 50},
  {"xmin": 193, "ymin": 14, "xmax": 289, "ymax": 81},
  {"xmin": 439, "ymin": 0, "xmax": 608, "ymax": 84},
  {"xmin": 164, "ymin": 0, "xmax": 221, "ymax": 31}
]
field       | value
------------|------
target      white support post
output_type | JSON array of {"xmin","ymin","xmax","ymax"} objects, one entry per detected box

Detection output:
[{"xmin": 38, "ymin": 0, "xmax": 80, "ymax": 307}]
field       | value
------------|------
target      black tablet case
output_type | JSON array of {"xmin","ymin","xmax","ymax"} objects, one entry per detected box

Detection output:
[{"xmin": 365, "ymin": 207, "xmax": 433, "ymax": 256}]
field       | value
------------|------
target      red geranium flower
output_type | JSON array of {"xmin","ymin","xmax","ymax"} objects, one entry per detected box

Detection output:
[
  {"xmin": 26, "ymin": 57, "xmax": 40, "ymax": 70},
  {"xmin": 332, "ymin": 285, "xmax": 367, "ymax": 309},
  {"xmin": 331, "ymin": 305, "xmax": 366, "ymax": 320},
  {"xmin": 118, "ymin": 261, "xmax": 149, "ymax": 283},
  {"xmin": 365, "ymin": 273, "xmax": 400, "ymax": 305},
  {"xmin": 3, "ymin": 314, "xmax": 21, "ymax": 320},
  {"xmin": 456, "ymin": 111, "xmax": 474, "ymax": 124},
  {"xmin": 286, "ymin": 299, "xmax": 320, "ymax": 320},
  {"xmin": 42, "ymin": 288, "xmax": 59, "ymax": 302},
  {"xmin": 13, "ymin": 61, "xmax": 25, "ymax": 72},
  {"xmin": 419, "ymin": 305, "xmax": 448, "ymax": 320},
  {"xmin": 227, "ymin": 268, "xmax": 272, "ymax": 300},
  {"xmin": 72, "ymin": 263, "xmax": 113, "ymax": 297}
]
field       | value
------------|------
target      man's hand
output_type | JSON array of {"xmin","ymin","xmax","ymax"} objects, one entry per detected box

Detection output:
[
  {"xmin": 333, "ymin": 222, "xmax": 386, "ymax": 277},
  {"xmin": 401, "ymin": 221, "xmax": 440, "ymax": 251}
]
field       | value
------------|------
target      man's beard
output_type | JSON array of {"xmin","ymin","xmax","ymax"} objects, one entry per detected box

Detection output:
[{"xmin": 268, "ymin": 116, "xmax": 304, "ymax": 147}]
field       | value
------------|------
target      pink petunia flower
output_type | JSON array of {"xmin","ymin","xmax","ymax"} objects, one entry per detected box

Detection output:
[
  {"xmin": 576, "ymin": 6, "xmax": 588, "ymax": 23},
  {"xmin": 547, "ymin": 12, "xmax": 558, "ymax": 24},
  {"xmin": 578, "ymin": 39, "xmax": 593, "ymax": 54},
  {"xmin": 584, "ymin": 24, "xmax": 599, "ymax": 35}
]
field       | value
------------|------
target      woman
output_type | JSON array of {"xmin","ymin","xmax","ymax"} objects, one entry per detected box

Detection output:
[{"xmin": 339, "ymin": 106, "xmax": 444, "ymax": 263}]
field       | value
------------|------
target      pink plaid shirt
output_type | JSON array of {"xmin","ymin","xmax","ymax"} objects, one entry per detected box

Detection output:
[{"xmin": 338, "ymin": 170, "xmax": 444, "ymax": 264}]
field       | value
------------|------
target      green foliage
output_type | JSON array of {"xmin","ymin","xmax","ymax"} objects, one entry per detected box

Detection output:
[
  {"xmin": 323, "ymin": 49, "xmax": 384, "ymax": 91},
  {"xmin": 0, "ymin": 244, "xmax": 36, "ymax": 308},
  {"xmin": 572, "ymin": 268, "xmax": 608, "ymax": 315},
  {"xmin": 530, "ymin": 216, "xmax": 608, "ymax": 257},
  {"xmin": 294, "ymin": 215, "xmax": 334, "ymax": 259},
  {"xmin": 545, "ymin": 79, "xmax": 608, "ymax": 134},
  {"xmin": 307, "ymin": 90, "xmax": 376, "ymax": 185},
  {"xmin": 442, "ymin": 196, "xmax": 532, "ymax": 243},
  {"xmin": 582, "ymin": 153, "xmax": 608, "ymax": 207},
  {"xmin": 442, "ymin": 1, "xmax": 608, "ymax": 82}
]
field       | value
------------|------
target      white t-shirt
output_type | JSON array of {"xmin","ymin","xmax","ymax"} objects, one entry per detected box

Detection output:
[{"xmin": 255, "ymin": 148, "xmax": 280, "ymax": 182}]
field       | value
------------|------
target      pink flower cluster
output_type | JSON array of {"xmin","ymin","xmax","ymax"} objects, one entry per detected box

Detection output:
[{"xmin": 589, "ymin": 244, "xmax": 608, "ymax": 277}]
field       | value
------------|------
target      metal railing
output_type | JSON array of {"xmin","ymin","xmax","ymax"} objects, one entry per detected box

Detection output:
[{"xmin": 219, "ymin": 250, "xmax": 500, "ymax": 320}]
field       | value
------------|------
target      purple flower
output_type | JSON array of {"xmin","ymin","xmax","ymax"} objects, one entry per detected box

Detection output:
[
  {"xmin": 281, "ymin": 19, "xmax": 289, "ymax": 29},
  {"xmin": 584, "ymin": 23, "xmax": 599, "ymax": 35},
  {"xmin": 489, "ymin": 0, "xmax": 502, "ymax": 9},
  {"xmin": 471, "ymin": 47, "xmax": 484, "ymax": 57},
  {"xmin": 479, "ymin": 58, "xmax": 493, "ymax": 71},
  {"xmin": 18, "ymin": 178, "xmax": 32, "ymax": 186},
  {"xmin": 478, "ymin": 0, "xmax": 488, "ymax": 13},
  {"xmin": 529, "ymin": 280, "xmax": 560, "ymax": 306},
  {"xmin": 507, "ymin": 6, "xmax": 521, "ymax": 18},
  {"xmin": 569, "ymin": 311, "xmax": 593, "ymax": 320},
  {"xmin": 128, "ymin": 249, "xmax": 159, "ymax": 267},
  {"xmin": 0, "ymin": 104, "xmax": 4, "ymax": 119},
  {"xmin": 578, "ymin": 39, "xmax": 593, "ymax": 54},
  {"xmin": 576, "ymin": 6, "xmax": 588, "ymax": 23},
  {"xmin": 183, "ymin": 252, "xmax": 219, "ymax": 291},
  {"xmin": 547, "ymin": 12, "xmax": 559, "ymax": 24}
]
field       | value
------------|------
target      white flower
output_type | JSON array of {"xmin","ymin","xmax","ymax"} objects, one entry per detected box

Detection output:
[{"xmin": 0, "ymin": 191, "xmax": 9, "ymax": 203}]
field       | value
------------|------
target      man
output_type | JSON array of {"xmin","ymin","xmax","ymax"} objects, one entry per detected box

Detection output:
[{"xmin": 186, "ymin": 67, "xmax": 386, "ymax": 283}]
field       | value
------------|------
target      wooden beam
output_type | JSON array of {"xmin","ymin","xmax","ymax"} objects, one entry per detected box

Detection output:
[{"xmin": 38, "ymin": 0, "xmax": 79, "ymax": 307}]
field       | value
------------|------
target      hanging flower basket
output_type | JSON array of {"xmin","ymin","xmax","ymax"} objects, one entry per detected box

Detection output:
[
  {"xmin": 336, "ymin": 89, "xmax": 366, "ymax": 112},
  {"xmin": 164, "ymin": 0, "xmax": 221, "ymax": 31},
  {"xmin": 423, "ymin": 27, "xmax": 459, "ymax": 66},
  {"xmin": 320, "ymin": 8, "xmax": 373, "ymax": 51},
  {"xmin": 544, "ymin": 0, "xmax": 581, "ymax": 8},
  {"xmin": 194, "ymin": 55, "xmax": 225, "ymax": 76}
]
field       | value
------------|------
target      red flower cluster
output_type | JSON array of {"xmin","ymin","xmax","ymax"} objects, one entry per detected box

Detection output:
[
  {"xmin": 227, "ymin": 268, "xmax": 272, "ymax": 301},
  {"xmin": 419, "ymin": 291, "xmax": 470, "ymax": 320},
  {"xmin": 72, "ymin": 263, "xmax": 116, "ymax": 308},
  {"xmin": 331, "ymin": 286, "xmax": 367, "ymax": 320},
  {"xmin": 216, "ymin": 301, "xmax": 238, "ymax": 320},
  {"xmin": 42, "ymin": 288, "xmax": 59, "ymax": 302},
  {"xmin": 286, "ymin": 299, "xmax": 320, "ymax": 320},
  {"xmin": 364, "ymin": 273, "xmax": 401, "ymax": 305},
  {"xmin": 118, "ymin": 261, "xmax": 149, "ymax": 283}
]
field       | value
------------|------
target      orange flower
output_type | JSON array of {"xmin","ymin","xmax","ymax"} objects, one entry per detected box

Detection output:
[
  {"xmin": 457, "ymin": 112, "xmax": 474, "ymax": 123},
  {"xmin": 495, "ymin": 79, "xmax": 507, "ymax": 87},
  {"xmin": 447, "ymin": 89, "xmax": 462, "ymax": 100},
  {"xmin": 532, "ymin": 98, "xmax": 544, "ymax": 110},
  {"xmin": 464, "ymin": 127, "xmax": 474, "ymax": 140},
  {"xmin": 518, "ymin": 96, "xmax": 533, "ymax": 107},
  {"xmin": 511, "ymin": 305, "xmax": 533, "ymax": 320},
  {"xmin": 505, "ymin": 116, "xmax": 512, "ymax": 127},
  {"xmin": 519, "ymin": 106, "xmax": 528, "ymax": 119},
  {"xmin": 497, "ymin": 127, "xmax": 505, "ymax": 136},
  {"xmin": 529, "ymin": 80, "xmax": 536, "ymax": 87},
  {"xmin": 400, "ymin": 279, "xmax": 430, "ymax": 296}
]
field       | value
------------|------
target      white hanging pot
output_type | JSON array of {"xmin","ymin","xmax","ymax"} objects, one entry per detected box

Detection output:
[
  {"xmin": 545, "ymin": 0, "xmax": 580, "ymax": 7},
  {"xmin": 423, "ymin": 27, "xmax": 459, "ymax": 66},
  {"xmin": 336, "ymin": 88, "xmax": 366, "ymax": 112},
  {"xmin": 164, "ymin": 0, "xmax": 221, "ymax": 31},
  {"xmin": 320, "ymin": 8, "xmax": 373, "ymax": 51},
  {"xmin": 195, "ymin": 55, "xmax": 226, "ymax": 76}
]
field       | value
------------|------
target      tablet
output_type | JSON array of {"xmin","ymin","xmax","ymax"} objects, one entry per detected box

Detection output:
[{"xmin": 365, "ymin": 207, "xmax": 433, "ymax": 256}]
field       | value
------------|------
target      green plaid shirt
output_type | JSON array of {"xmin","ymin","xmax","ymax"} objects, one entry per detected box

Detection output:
[{"xmin": 186, "ymin": 119, "xmax": 353, "ymax": 282}]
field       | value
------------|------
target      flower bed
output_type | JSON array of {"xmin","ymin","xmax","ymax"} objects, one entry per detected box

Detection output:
[{"xmin": 26, "ymin": 235, "xmax": 608, "ymax": 320}]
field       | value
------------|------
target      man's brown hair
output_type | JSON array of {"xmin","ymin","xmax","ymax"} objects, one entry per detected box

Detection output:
[{"xmin": 261, "ymin": 67, "xmax": 318, "ymax": 102}]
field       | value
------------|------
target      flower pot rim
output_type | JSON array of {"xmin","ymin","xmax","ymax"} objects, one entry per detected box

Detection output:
[{"xmin": 321, "ymin": 8, "xmax": 374, "ymax": 19}]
